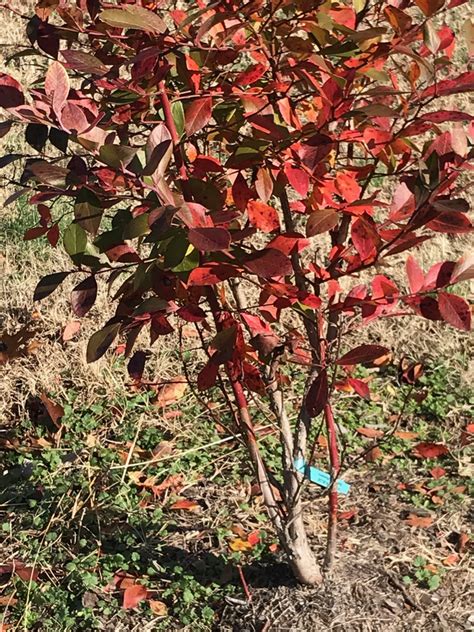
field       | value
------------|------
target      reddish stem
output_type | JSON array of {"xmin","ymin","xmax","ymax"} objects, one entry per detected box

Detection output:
[
  {"xmin": 324, "ymin": 402, "xmax": 340, "ymax": 570},
  {"xmin": 237, "ymin": 565, "xmax": 252, "ymax": 603}
]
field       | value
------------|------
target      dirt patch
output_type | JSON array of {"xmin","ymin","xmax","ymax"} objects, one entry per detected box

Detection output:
[{"xmin": 218, "ymin": 470, "xmax": 472, "ymax": 631}]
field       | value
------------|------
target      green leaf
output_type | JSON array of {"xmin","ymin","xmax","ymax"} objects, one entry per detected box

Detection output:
[
  {"xmin": 63, "ymin": 223, "xmax": 87, "ymax": 256},
  {"xmin": 171, "ymin": 100, "xmax": 185, "ymax": 138},
  {"xmin": 74, "ymin": 188, "xmax": 103, "ymax": 235},
  {"xmin": 123, "ymin": 214, "xmax": 150, "ymax": 240},
  {"xmin": 33, "ymin": 272, "xmax": 70, "ymax": 301},
  {"xmin": 99, "ymin": 144, "xmax": 138, "ymax": 169},
  {"xmin": 86, "ymin": 322, "xmax": 121, "ymax": 363},
  {"xmin": 99, "ymin": 7, "xmax": 166, "ymax": 33}
]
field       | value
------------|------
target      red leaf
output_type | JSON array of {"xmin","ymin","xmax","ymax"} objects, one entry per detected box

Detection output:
[
  {"xmin": 71, "ymin": 276, "xmax": 97, "ymax": 317},
  {"xmin": 451, "ymin": 254, "xmax": 474, "ymax": 283},
  {"xmin": 336, "ymin": 344, "xmax": 390, "ymax": 366},
  {"xmin": 427, "ymin": 211, "xmax": 473, "ymax": 234},
  {"xmin": 413, "ymin": 442, "xmax": 449, "ymax": 459},
  {"xmin": 235, "ymin": 63, "xmax": 267, "ymax": 85},
  {"xmin": 406, "ymin": 255, "xmax": 424, "ymax": 293},
  {"xmin": 14, "ymin": 564, "xmax": 39, "ymax": 582},
  {"xmin": 305, "ymin": 370, "xmax": 328, "ymax": 418},
  {"xmin": 170, "ymin": 498, "xmax": 200, "ymax": 511},
  {"xmin": 45, "ymin": 61, "xmax": 70, "ymax": 120},
  {"xmin": 122, "ymin": 584, "xmax": 147, "ymax": 609},
  {"xmin": 24, "ymin": 226, "xmax": 49, "ymax": 241},
  {"xmin": 351, "ymin": 217, "xmax": 379, "ymax": 261},
  {"xmin": 430, "ymin": 466, "xmax": 446, "ymax": 479},
  {"xmin": 0, "ymin": 73, "xmax": 24, "ymax": 108},
  {"xmin": 127, "ymin": 351, "xmax": 147, "ymax": 382},
  {"xmin": 267, "ymin": 233, "xmax": 309, "ymax": 256},
  {"xmin": 177, "ymin": 304, "xmax": 206, "ymax": 322},
  {"xmin": 188, "ymin": 227, "xmax": 231, "ymax": 252},
  {"xmin": 247, "ymin": 530, "xmax": 261, "ymax": 546},
  {"xmin": 244, "ymin": 248, "xmax": 292, "ymax": 278},
  {"xmin": 438, "ymin": 292, "xmax": 471, "ymax": 331},
  {"xmin": 419, "ymin": 71, "xmax": 474, "ymax": 99},
  {"xmin": 284, "ymin": 164, "xmax": 309, "ymax": 197},
  {"xmin": 247, "ymin": 200, "xmax": 280, "ymax": 233},
  {"xmin": 335, "ymin": 171, "xmax": 361, "ymax": 204},
  {"xmin": 197, "ymin": 360, "xmax": 219, "ymax": 390},
  {"xmin": 347, "ymin": 378, "xmax": 371, "ymax": 400},
  {"xmin": 187, "ymin": 263, "xmax": 238, "ymax": 286},
  {"xmin": 306, "ymin": 209, "xmax": 338, "ymax": 236},
  {"xmin": 232, "ymin": 173, "xmax": 253, "ymax": 211},
  {"xmin": 185, "ymin": 97, "xmax": 212, "ymax": 135},
  {"xmin": 47, "ymin": 224, "xmax": 60, "ymax": 247}
]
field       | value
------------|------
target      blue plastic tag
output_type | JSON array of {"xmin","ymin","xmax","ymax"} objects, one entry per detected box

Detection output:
[{"xmin": 294, "ymin": 457, "xmax": 350, "ymax": 495}]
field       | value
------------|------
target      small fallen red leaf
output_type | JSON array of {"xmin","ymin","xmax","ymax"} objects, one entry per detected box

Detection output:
[
  {"xmin": 170, "ymin": 498, "xmax": 200, "ymax": 511},
  {"xmin": 405, "ymin": 514, "xmax": 434, "ymax": 528},
  {"xmin": 123, "ymin": 584, "xmax": 147, "ymax": 609},
  {"xmin": 442, "ymin": 553, "xmax": 459, "ymax": 566},
  {"xmin": 461, "ymin": 423, "xmax": 474, "ymax": 446},
  {"xmin": 364, "ymin": 446, "xmax": 383, "ymax": 462},
  {"xmin": 357, "ymin": 427, "xmax": 384, "ymax": 438},
  {"xmin": 268, "ymin": 542, "xmax": 279, "ymax": 553},
  {"xmin": 458, "ymin": 532, "xmax": 470, "ymax": 554},
  {"xmin": 247, "ymin": 530, "xmax": 261, "ymax": 547},
  {"xmin": 430, "ymin": 466, "xmax": 446, "ymax": 479},
  {"xmin": 338, "ymin": 508, "xmax": 358, "ymax": 521},
  {"xmin": 413, "ymin": 442, "xmax": 449, "ymax": 459}
]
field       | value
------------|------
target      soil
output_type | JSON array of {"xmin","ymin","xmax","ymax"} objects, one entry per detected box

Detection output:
[{"xmin": 216, "ymin": 469, "xmax": 472, "ymax": 632}]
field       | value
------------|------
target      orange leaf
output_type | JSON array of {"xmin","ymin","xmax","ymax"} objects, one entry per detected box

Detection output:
[
  {"xmin": 123, "ymin": 584, "xmax": 147, "ymax": 609},
  {"xmin": 442, "ymin": 553, "xmax": 459, "ymax": 566},
  {"xmin": 364, "ymin": 446, "xmax": 382, "ymax": 462},
  {"xmin": 155, "ymin": 378, "xmax": 188, "ymax": 407},
  {"xmin": 405, "ymin": 514, "xmax": 433, "ymax": 528},
  {"xmin": 170, "ymin": 498, "xmax": 199, "ymax": 511},
  {"xmin": 394, "ymin": 430, "xmax": 419, "ymax": 440},
  {"xmin": 356, "ymin": 427, "xmax": 383, "ymax": 438},
  {"xmin": 229, "ymin": 538, "xmax": 253, "ymax": 552},
  {"xmin": 149, "ymin": 599, "xmax": 168, "ymax": 615}
]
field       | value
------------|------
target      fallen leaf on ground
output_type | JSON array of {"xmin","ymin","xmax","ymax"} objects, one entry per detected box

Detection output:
[
  {"xmin": 170, "ymin": 498, "xmax": 200, "ymax": 511},
  {"xmin": 405, "ymin": 514, "xmax": 434, "ymax": 528},
  {"xmin": 338, "ymin": 508, "xmax": 358, "ymax": 521},
  {"xmin": 442, "ymin": 553, "xmax": 459, "ymax": 566},
  {"xmin": 413, "ymin": 442, "xmax": 448, "ymax": 459},
  {"xmin": 461, "ymin": 423, "xmax": 474, "ymax": 446},
  {"xmin": 394, "ymin": 430, "xmax": 419, "ymax": 440},
  {"xmin": 0, "ymin": 595, "xmax": 18, "ymax": 606},
  {"xmin": 62, "ymin": 320, "xmax": 81, "ymax": 341},
  {"xmin": 247, "ymin": 530, "xmax": 261, "ymax": 546},
  {"xmin": 357, "ymin": 427, "xmax": 384, "ymax": 438},
  {"xmin": 0, "ymin": 325, "xmax": 37, "ymax": 364},
  {"xmin": 155, "ymin": 378, "xmax": 188, "ymax": 406},
  {"xmin": 149, "ymin": 600, "xmax": 168, "ymax": 615},
  {"xmin": 229, "ymin": 538, "xmax": 253, "ymax": 552},
  {"xmin": 364, "ymin": 446, "xmax": 383, "ymax": 462},
  {"xmin": 429, "ymin": 466, "xmax": 446, "ymax": 479},
  {"xmin": 39, "ymin": 393, "xmax": 64, "ymax": 427},
  {"xmin": 123, "ymin": 584, "xmax": 147, "ymax": 609}
]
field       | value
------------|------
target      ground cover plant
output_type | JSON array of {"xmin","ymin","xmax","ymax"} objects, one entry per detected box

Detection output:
[{"xmin": 0, "ymin": 0, "xmax": 473, "ymax": 628}]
